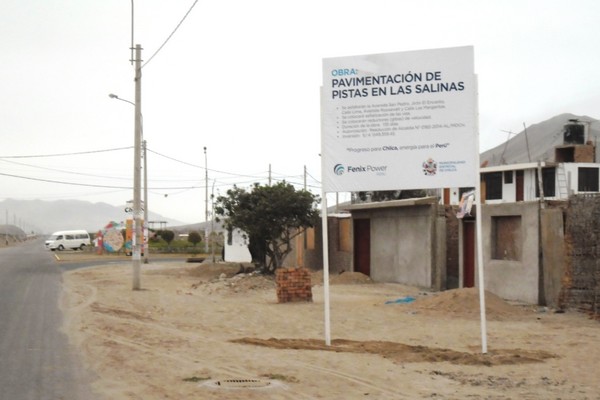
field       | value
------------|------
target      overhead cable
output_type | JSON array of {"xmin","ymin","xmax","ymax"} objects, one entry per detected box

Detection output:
[
  {"xmin": 0, "ymin": 146, "xmax": 132, "ymax": 159},
  {"xmin": 142, "ymin": 0, "xmax": 200, "ymax": 68}
]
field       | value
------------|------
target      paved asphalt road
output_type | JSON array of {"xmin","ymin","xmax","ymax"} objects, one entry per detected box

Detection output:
[{"xmin": 0, "ymin": 239, "xmax": 100, "ymax": 400}]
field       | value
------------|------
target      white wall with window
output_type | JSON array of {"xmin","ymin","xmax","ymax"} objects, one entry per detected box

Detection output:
[
  {"xmin": 563, "ymin": 163, "xmax": 600, "ymax": 194},
  {"xmin": 445, "ymin": 161, "xmax": 600, "ymax": 206}
]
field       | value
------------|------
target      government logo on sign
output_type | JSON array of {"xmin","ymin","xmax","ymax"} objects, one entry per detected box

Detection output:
[{"xmin": 422, "ymin": 158, "xmax": 437, "ymax": 176}]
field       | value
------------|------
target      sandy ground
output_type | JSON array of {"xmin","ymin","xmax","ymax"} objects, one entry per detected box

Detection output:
[{"xmin": 60, "ymin": 260, "xmax": 600, "ymax": 400}]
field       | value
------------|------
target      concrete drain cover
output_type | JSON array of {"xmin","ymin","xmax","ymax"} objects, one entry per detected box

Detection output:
[{"xmin": 202, "ymin": 378, "xmax": 284, "ymax": 390}]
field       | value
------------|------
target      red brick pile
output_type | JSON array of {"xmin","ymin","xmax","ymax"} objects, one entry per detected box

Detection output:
[{"xmin": 275, "ymin": 267, "xmax": 313, "ymax": 303}]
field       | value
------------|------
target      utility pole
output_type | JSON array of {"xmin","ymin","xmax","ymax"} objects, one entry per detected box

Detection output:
[
  {"xmin": 304, "ymin": 165, "xmax": 307, "ymax": 190},
  {"xmin": 211, "ymin": 179, "xmax": 216, "ymax": 262},
  {"xmin": 204, "ymin": 146, "xmax": 209, "ymax": 254},
  {"xmin": 302, "ymin": 167, "xmax": 307, "ymax": 265},
  {"xmin": 132, "ymin": 44, "xmax": 143, "ymax": 290},
  {"xmin": 143, "ymin": 139, "xmax": 149, "ymax": 264},
  {"xmin": 523, "ymin": 122, "xmax": 532, "ymax": 162}
]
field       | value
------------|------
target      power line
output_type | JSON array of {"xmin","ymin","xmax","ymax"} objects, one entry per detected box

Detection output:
[
  {"xmin": 0, "ymin": 171, "xmax": 250, "ymax": 192},
  {"xmin": 10, "ymin": 189, "xmax": 130, "ymax": 202},
  {"xmin": 0, "ymin": 146, "xmax": 323, "ymax": 191},
  {"xmin": 147, "ymin": 147, "xmax": 322, "ymax": 185},
  {"xmin": 0, "ymin": 171, "xmax": 210, "ymax": 192},
  {"xmin": 305, "ymin": 170, "xmax": 322, "ymax": 184},
  {"xmin": 147, "ymin": 148, "xmax": 270, "ymax": 180},
  {"xmin": 0, "ymin": 158, "xmax": 132, "ymax": 181},
  {"xmin": 0, "ymin": 146, "xmax": 132, "ymax": 159},
  {"xmin": 142, "ymin": 0, "xmax": 200, "ymax": 68},
  {"xmin": 146, "ymin": 148, "xmax": 204, "ymax": 168},
  {"xmin": 0, "ymin": 172, "xmax": 132, "ymax": 189}
]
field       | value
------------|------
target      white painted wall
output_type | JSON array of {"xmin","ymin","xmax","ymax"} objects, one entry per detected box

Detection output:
[{"xmin": 224, "ymin": 228, "xmax": 252, "ymax": 263}]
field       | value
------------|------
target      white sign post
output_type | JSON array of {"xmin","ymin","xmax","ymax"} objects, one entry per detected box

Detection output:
[{"xmin": 320, "ymin": 46, "xmax": 488, "ymax": 352}]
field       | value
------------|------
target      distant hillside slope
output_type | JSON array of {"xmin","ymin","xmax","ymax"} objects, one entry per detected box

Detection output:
[
  {"xmin": 171, "ymin": 220, "xmax": 226, "ymax": 234},
  {"xmin": 480, "ymin": 113, "xmax": 600, "ymax": 167},
  {"xmin": 0, "ymin": 199, "xmax": 185, "ymax": 234},
  {"xmin": 0, "ymin": 224, "xmax": 26, "ymax": 240}
]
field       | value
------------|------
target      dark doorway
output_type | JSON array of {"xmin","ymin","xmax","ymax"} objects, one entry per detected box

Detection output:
[
  {"xmin": 463, "ymin": 220, "xmax": 475, "ymax": 287},
  {"xmin": 353, "ymin": 219, "xmax": 371, "ymax": 276},
  {"xmin": 516, "ymin": 170, "xmax": 524, "ymax": 201}
]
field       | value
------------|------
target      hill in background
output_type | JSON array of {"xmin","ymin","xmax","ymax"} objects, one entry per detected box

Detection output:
[
  {"xmin": 480, "ymin": 113, "xmax": 599, "ymax": 166},
  {"xmin": 0, "ymin": 198, "xmax": 185, "ymax": 235}
]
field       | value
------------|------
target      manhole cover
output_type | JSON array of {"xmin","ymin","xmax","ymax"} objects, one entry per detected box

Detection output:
[{"xmin": 202, "ymin": 378, "xmax": 284, "ymax": 390}]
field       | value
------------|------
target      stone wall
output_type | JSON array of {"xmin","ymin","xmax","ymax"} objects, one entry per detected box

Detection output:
[{"xmin": 561, "ymin": 195, "xmax": 600, "ymax": 318}]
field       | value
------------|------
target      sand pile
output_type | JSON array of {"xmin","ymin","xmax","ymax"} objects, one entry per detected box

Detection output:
[
  {"xmin": 408, "ymin": 287, "xmax": 530, "ymax": 321},
  {"xmin": 311, "ymin": 270, "xmax": 372, "ymax": 285},
  {"xmin": 232, "ymin": 337, "xmax": 557, "ymax": 366},
  {"xmin": 182, "ymin": 267, "xmax": 373, "ymax": 296}
]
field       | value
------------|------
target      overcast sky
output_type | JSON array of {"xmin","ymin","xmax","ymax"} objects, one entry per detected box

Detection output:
[{"xmin": 1, "ymin": 0, "xmax": 599, "ymax": 226}]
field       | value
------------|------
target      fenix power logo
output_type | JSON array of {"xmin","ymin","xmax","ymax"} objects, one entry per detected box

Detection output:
[{"xmin": 333, "ymin": 163, "xmax": 388, "ymax": 176}]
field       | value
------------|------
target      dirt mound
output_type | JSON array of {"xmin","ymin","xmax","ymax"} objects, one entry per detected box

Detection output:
[
  {"xmin": 232, "ymin": 337, "xmax": 557, "ymax": 366},
  {"xmin": 188, "ymin": 267, "xmax": 370, "ymax": 295},
  {"xmin": 311, "ymin": 270, "xmax": 372, "ymax": 285},
  {"xmin": 408, "ymin": 288, "xmax": 530, "ymax": 321},
  {"xmin": 188, "ymin": 264, "xmax": 275, "ymax": 294},
  {"xmin": 223, "ymin": 273, "xmax": 275, "ymax": 292},
  {"xmin": 187, "ymin": 262, "xmax": 254, "ymax": 281}
]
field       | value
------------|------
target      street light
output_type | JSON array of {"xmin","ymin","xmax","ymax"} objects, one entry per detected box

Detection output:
[
  {"xmin": 108, "ymin": 45, "xmax": 145, "ymax": 291},
  {"xmin": 131, "ymin": 44, "xmax": 143, "ymax": 290},
  {"xmin": 109, "ymin": 93, "xmax": 135, "ymax": 106},
  {"xmin": 108, "ymin": 93, "xmax": 149, "ymax": 265}
]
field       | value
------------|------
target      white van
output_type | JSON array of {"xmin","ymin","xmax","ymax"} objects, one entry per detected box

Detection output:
[{"xmin": 45, "ymin": 230, "xmax": 91, "ymax": 251}]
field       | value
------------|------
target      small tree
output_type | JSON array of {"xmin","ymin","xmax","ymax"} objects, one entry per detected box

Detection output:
[
  {"xmin": 156, "ymin": 229, "xmax": 175, "ymax": 248},
  {"xmin": 215, "ymin": 182, "xmax": 319, "ymax": 273},
  {"xmin": 188, "ymin": 231, "xmax": 201, "ymax": 247}
]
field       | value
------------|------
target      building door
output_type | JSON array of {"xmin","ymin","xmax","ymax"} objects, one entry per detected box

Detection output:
[
  {"xmin": 443, "ymin": 188, "xmax": 450, "ymax": 205},
  {"xmin": 463, "ymin": 220, "xmax": 475, "ymax": 288},
  {"xmin": 516, "ymin": 170, "xmax": 524, "ymax": 201},
  {"xmin": 353, "ymin": 219, "xmax": 371, "ymax": 276}
]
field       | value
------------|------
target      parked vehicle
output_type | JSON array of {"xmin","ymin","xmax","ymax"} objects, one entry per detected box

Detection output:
[{"xmin": 45, "ymin": 230, "xmax": 91, "ymax": 251}]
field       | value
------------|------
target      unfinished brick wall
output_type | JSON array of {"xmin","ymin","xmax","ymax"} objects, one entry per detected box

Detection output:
[
  {"xmin": 276, "ymin": 267, "xmax": 313, "ymax": 303},
  {"xmin": 561, "ymin": 195, "xmax": 600, "ymax": 319},
  {"xmin": 574, "ymin": 145, "xmax": 595, "ymax": 162}
]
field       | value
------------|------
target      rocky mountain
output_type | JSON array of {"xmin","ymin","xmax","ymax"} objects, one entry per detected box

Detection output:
[
  {"xmin": 0, "ymin": 198, "xmax": 185, "ymax": 235},
  {"xmin": 480, "ymin": 113, "xmax": 600, "ymax": 167}
]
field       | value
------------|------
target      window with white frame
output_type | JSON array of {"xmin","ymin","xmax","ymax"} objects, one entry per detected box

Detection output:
[{"xmin": 578, "ymin": 167, "xmax": 599, "ymax": 192}]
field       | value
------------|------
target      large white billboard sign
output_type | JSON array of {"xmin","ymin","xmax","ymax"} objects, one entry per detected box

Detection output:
[{"xmin": 321, "ymin": 46, "xmax": 477, "ymax": 192}]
